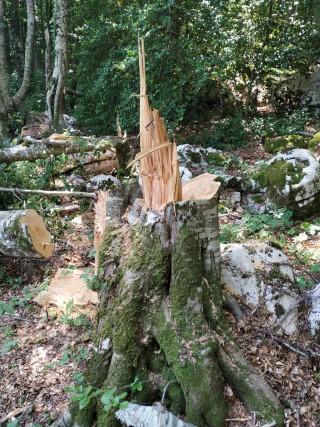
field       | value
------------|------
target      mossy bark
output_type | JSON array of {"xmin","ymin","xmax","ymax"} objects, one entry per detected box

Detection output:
[{"xmin": 71, "ymin": 198, "xmax": 284, "ymax": 427}]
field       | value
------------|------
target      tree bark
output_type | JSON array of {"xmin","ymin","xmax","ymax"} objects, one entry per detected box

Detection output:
[
  {"xmin": 70, "ymin": 197, "xmax": 284, "ymax": 427},
  {"xmin": 0, "ymin": 135, "xmax": 123, "ymax": 163},
  {"xmin": 46, "ymin": 0, "xmax": 68, "ymax": 130},
  {"xmin": 0, "ymin": 209, "xmax": 53, "ymax": 258},
  {"xmin": 0, "ymin": 0, "xmax": 35, "ymax": 145}
]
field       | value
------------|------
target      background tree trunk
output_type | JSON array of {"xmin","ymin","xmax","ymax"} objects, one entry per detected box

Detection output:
[
  {"xmin": 71, "ymin": 197, "xmax": 284, "ymax": 427},
  {"xmin": 0, "ymin": 0, "xmax": 35, "ymax": 146},
  {"xmin": 46, "ymin": 0, "xmax": 68, "ymax": 131}
]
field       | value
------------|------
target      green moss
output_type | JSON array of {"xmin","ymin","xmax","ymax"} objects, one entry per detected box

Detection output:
[
  {"xmin": 309, "ymin": 132, "xmax": 320, "ymax": 150},
  {"xmin": 265, "ymin": 135, "xmax": 308, "ymax": 154},
  {"xmin": 218, "ymin": 348, "xmax": 284, "ymax": 426},
  {"xmin": 206, "ymin": 151, "xmax": 227, "ymax": 166},
  {"xmin": 252, "ymin": 160, "xmax": 305, "ymax": 196},
  {"xmin": 189, "ymin": 151, "xmax": 202, "ymax": 163},
  {"xmin": 251, "ymin": 194, "xmax": 265, "ymax": 203}
]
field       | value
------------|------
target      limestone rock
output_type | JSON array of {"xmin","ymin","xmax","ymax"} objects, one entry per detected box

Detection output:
[
  {"xmin": 221, "ymin": 242, "xmax": 298, "ymax": 334},
  {"xmin": 87, "ymin": 174, "xmax": 121, "ymax": 190},
  {"xmin": 252, "ymin": 149, "xmax": 320, "ymax": 218},
  {"xmin": 116, "ymin": 403, "xmax": 196, "ymax": 427},
  {"xmin": 179, "ymin": 166, "xmax": 193, "ymax": 183},
  {"xmin": 177, "ymin": 144, "xmax": 221, "ymax": 169}
]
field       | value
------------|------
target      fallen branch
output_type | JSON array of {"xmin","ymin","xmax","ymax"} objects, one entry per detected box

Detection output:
[
  {"xmin": 265, "ymin": 330, "xmax": 320, "ymax": 358},
  {"xmin": 0, "ymin": 135, "xmax": 123, "ymax": 164},
  {"xmin": 0, "ymin": 187, "xmax": 95, "ymax": 199}
]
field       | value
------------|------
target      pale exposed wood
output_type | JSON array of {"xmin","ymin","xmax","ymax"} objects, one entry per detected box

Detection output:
[
  {"xmin": 0, "ymin": 187, "xmax": 95, "ymax": 199},
  {"xmin": 137, "ymin": 38, "xmax": 182, "ymax": 211},
  {"xmin": 182, "ymin": 173, "xmax": 221, "ymax": 201},
  {"xmin": 34, "ymin": 267, "xmax": 98, "ymax": 318},
  {"xmin": 94, "ymin": 191, "xmax": 108, "ymax": 273},
  {"xmin": 0, "ymin": 209, "xmax": 53, "ymax": 258}
]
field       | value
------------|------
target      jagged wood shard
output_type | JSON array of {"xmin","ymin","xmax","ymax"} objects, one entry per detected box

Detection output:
[
  {"xmin": 0, "ymin": 209, "xmax": 54, "ymax": 258},
  {"xmin": 136, "ymin": 38, "xmax": 182, "ymax": 211}
]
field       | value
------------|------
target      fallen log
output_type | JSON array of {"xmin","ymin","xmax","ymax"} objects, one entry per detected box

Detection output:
[
  {"xmin": 0, "ymin": 135, "xmax": 124, "ymax": 164},
  {"xmin": 0, "ymin": 209, "xmax": 54, "ymax": 258}
]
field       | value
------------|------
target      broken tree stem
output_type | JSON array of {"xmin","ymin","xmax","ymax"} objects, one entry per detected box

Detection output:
[
  {"xmin": 0, "ymin": 135, "xmax": 123, "ymax": 164},
  {"xmin": 0, "ymin": 187, "xmax": 96, "ymax": 199}
]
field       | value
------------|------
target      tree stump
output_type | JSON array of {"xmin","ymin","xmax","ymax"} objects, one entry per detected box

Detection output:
[
  {"xmin": 0, "ymin": 209, "xmax": 53, "ymax": 258},
  {"xmin": 71, "ymin": 195, "xmax": 284, "ymax": 427}
]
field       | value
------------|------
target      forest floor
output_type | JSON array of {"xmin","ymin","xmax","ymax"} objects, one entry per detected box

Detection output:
[{"xmin": 0, "ymin": 140, "xmax": 320, "ymax": 426}]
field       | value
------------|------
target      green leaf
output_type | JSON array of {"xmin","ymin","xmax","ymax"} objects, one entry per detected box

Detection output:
[
  {"xmin": 119, "ymin": 401, "xmax": 129, "ymax": 410},
  {"xmin": 310, "ymin": 264, "xmax": 320, "ymax": 273},
  {"xmin": 1, "ymin": 339, "xmax": 18, "ymax": 355}
]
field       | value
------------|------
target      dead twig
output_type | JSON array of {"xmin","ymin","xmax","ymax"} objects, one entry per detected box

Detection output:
[{"xmin": 265, "ymin": 329, "xmax": 320, "ymax": 358}]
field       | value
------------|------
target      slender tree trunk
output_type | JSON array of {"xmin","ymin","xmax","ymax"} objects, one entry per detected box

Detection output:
[
  {"xmin": 0, "ymin": 0, "xmax": 35, "ymax": 146},
  {"xmin": 71, "ymin": 197, "xmax": 284, "ymax": 427},
  {"xmin": 46, "ymin": 0, "xmax": 68, "ymax": 131}
]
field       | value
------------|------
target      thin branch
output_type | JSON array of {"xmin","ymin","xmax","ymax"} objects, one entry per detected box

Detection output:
[
  {"xmin": 265, "ymin": 329, "xmax": 320, "ymax": 358},
  {"xmin": 0, "ymin": 187, "xmax": 96, "ymax": 199}
]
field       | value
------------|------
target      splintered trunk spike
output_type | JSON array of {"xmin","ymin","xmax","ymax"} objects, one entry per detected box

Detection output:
[{"xmin": 137, "ymin": 37, "xmax": 182, "ymax": 211}]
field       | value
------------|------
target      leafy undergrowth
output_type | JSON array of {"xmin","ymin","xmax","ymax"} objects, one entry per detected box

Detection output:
[{"xmin": 0, "ymin": 139, "xmax": 320, "ymax": 426}]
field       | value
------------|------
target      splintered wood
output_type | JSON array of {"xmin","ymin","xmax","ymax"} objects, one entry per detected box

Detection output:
[
  {"xmin": 132, "ymin": 38, "xmax": 182, "ymax": 211},
  {"xmin": 94, "ymin": 190, "xmax": 108, "ymax": 273}
]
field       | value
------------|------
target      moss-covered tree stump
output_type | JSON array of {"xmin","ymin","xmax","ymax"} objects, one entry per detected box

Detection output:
[{"xmin": 71, "ymin": 197, "xmax": 284, "ymax": 427}]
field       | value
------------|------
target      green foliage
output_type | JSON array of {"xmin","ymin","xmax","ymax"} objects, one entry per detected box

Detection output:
[
  {"xmin": 101, "ymin": 388, "xmax": 128, "ymax": 412},
  {"xmin": 295, "ymin": 275, "xmax": 314, "ymax": 290},
  {"xmin": 264, "ymin": 134, "xmax": 309, "ymax": 154},
  {"xmin": 1, "ymin": 339, "xmax": 18, "ymax": 355},
  {"xmin": 72, "ymin": 1, "xmax": 319, "ymax": 135},
  {"xmin": 66, "ymin": 384, "xmax": 101, "ymax": 410},
  {"xmin": 66, "ymin": 376, "xmax": 143, "ymax": 412},
  {"xmin": 249, "ymin": 109, "xmax": 313, "ymax": 140},
  {"xmin": 219, "ymin": 223, "xmax": 241, "ymax": 244},
  {"xmin": 182, "ymin": 114, "xmax": 248, "ymax": 149},
  {"xmin": 60, "ymin": 300, "xmax": 91, "ymax": 328},
  {"xmin": 220, "ymin": 208, "xmax": 293, "ymax": 243},
  {"xmin": 243, "ymin": 209, "xmax": 293, "ymax": 234}
]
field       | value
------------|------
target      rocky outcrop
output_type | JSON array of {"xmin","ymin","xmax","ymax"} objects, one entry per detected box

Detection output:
[
  {"xmin": 252, "ymin": 149, "xmax": 320, "ymax": 218},
  {"xmin": 221, "ymin": 242, "xmax": 298, "ymax": 335}
]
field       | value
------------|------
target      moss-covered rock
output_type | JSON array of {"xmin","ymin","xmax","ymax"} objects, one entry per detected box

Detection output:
[
  {"xmin": 252, "ymin": 149, "xmax": 320, "ymax": 218},
  {"xmin": 264, "ymin": 134, "xmax": 309, "ymax": 154},
  {"xmin": 309, "ymin": 132, "xmax": 320, "ymax": 150}
]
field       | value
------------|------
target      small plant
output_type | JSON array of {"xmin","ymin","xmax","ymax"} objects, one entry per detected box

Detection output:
[
  {"xmin": 243, "ymin": 209, "xmax": 293, "ymax": 235},
  {"xmin": 66, "ymin": 376, "xmax": 143, "ymax": 413},
  {"xmin": 0, "ymin": 300, "xmax": 15, "ymax": 316},
  {"xmin": 295, "ymin": 276, "xmax": 314, "ymax": 290},
  {"xmin": 219, "ymin": 223, "xmax": 242, "ymax": 244},
  {"xmin": 1, "ymin": 339, "xmax": 18, "ymax": 355}
]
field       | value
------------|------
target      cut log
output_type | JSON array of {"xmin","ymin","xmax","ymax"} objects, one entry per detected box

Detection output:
[{"xmin": 0, "ymin": 209, "xmax": 54, "ymax": 258}]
